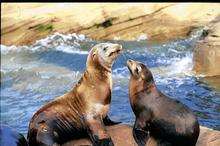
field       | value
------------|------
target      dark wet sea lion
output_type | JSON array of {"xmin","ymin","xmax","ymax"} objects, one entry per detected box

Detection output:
[
  {"xmin": 0, "ymin": 124, "xmax": 28, "ymax": 146},
  {"xmin": 127, "ymin": 59, "xmax": 200, "ymax": 146},
  {"xmin": 27, "ymin": 43, "xmax": 122, "ymax": 146}
]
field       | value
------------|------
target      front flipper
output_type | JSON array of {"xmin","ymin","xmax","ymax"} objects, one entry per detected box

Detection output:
[
  {"xmin": 86, "ymin": 116, "xmax": 114, "ymax": 146},
  {"xmin": 133, "ymin": 119, "xmax": 149, "ymax": 146},
  {"xmin": 103, "ymin": 115, "xmax": 121, "ymax": 126}
]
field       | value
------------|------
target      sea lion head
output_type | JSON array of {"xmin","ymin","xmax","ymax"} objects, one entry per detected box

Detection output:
[
  {"xmin": 127, "ymin": 59, "xmax": 156, "ymax": 105},
  {"xmin": 127, "ymin": 59, "xmax": 154, "ymax": 83},
  {"xmin": 87, "ymin": 43, "xmax": 122, "ymax": 72},
  {"xmin": 127, "ymin": 59, "xmax": 154, "ymax": 95}
]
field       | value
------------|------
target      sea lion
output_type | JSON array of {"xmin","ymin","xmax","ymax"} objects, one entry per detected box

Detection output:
[
  {"xmin": 27, "ymin": 43, "xmax": 122, "ymax": 146},
  {"xmin": 127, "ymin": 59, "xmax": 200, "ymax": 146},
  {"xmin": 0, "ymin": 124, "xmax": 28, "ymax": 146}
]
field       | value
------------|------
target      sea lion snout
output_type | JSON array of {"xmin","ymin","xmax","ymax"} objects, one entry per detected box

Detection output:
[
  {"xmin": 127, "ymin": 59, "xmax": 134, "ymax": 66},
  {"xmin": 127, "ymin": 59, "xmax": 134, "ymax": 74},
  {"xmin": 127, "ymin": 59, "xmax": 142, "ymax": 76},
  {"xmin": 94, "ymin": 43, "xmax": 123, "ymax": 69},
  {"xmin": 107, "ymin": 43, "xmax": 122, "ymax": 57},
  {"xmin": 127, "ymin": 60, "xmax": 154, "ymax": 83}
]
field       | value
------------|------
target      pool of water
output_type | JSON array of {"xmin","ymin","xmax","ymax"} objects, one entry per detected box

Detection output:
[{"xmin": 1, "ymin": 32, "xmax": 220, "ymax": 135}]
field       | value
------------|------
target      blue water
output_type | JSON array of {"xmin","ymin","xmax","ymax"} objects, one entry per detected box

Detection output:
[{"xmin": 1, "ymin": 32, "xmax": 220, "ymax": 135}]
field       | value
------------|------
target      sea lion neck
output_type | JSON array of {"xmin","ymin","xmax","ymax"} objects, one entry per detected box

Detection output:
[
  {"xmin": 86, "ymin": 50, "xmax": 112, "ymax": 74},
  {"xmin": 86, "ymin": 55, "xmax": 111, "ymax": 78},
  {"xmin": 87, "ymin": 58, "xmax": 111, "ymax": 74},
  {"xmin": 130, "ymin": 79, "xmax": 159, "ymax": 97}
]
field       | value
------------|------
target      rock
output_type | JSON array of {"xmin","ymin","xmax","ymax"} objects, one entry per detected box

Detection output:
[
  {"xmin": 62, "ymin": 124, "xmax": 220, "ymax": 146},
  {"xmin": 197, "ymin": 126, "xmax": 220, "ymax": 146},
  {"xmin": 1, "ymin": 3, "xmax": 220, "ymax": 46},
  {"xmin": 63, "ymin": 124, "xmax": 136, "ymax": 146},
  {"xmin": 193, "ymin": 20, "xmax": 220, "ymax": 77},
  {"xmin": 1, "ymin": 4, "xmax": 220, "ymax": 76},
  {"xmin": 197, "ymin": 76, "xmax": 220, "ymax": 92}
]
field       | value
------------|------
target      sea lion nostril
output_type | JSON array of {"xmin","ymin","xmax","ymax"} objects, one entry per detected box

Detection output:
[
  {"xmin": 127, "ymin": 60, "xmax": 132, "ymax": 66},
  {"xmin": 116, "ymin": 49, "xmax": 121, "ymax": 53},
  {"xmin": 128, "ymin": 59, "xmax": 134, "ymax": 63},
  {"xmin": 118, "ymin": 45, "xmax": 122, "ymax": 50}
]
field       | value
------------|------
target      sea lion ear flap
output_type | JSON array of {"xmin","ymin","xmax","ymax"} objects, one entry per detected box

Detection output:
[
  {"xmin": 141, "ymin": 73, "xmax": 145, "ymax": 80},
  {"xmin": 137, "ymin": 65, "xmax": 146, "ymax": 79},
  {"xmin": 137, "ymin": 65, "xmax": 142, "ymax": 71},
  {"xmin": 137, "ymin": 65, "xmax": 142, "ymax": 75}
]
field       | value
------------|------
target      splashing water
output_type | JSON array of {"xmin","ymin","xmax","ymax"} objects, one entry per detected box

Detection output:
[{"xmin": 1, "ymin": 31, "xmax": 220, "ymax": 136}]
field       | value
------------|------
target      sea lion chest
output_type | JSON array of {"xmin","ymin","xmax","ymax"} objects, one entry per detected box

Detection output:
[{"xmin": 84, "ymin": 73, "xmax": 112, "ymax": 118}]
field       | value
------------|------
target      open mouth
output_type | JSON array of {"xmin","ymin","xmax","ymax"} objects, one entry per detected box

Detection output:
[
  {"xmin": 108, "ymin": 48, "xmax": 122, "ymax": 57},
  {"xmin": 127, "ymin": 60, "xmax": 133, "ymax": 74}
]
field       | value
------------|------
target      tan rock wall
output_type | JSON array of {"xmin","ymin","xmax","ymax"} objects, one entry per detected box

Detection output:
[
  {"xmin": 1, "ymin": 3, "xmax": 220, "ymax": 46},
  {"xmin": 193, "ymin": 20, "xmax": 220, "ymax": 76},
  {"xmin": 1, "ymin": 3, "xmax": 220, "ymax": 76}
]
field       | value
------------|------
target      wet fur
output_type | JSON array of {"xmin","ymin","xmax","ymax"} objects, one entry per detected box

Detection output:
[{"xmin": 127, "ymin": 60, "xmax": 200, "ymax": 146}]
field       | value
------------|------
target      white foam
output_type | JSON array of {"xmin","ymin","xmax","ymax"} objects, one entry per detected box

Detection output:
[
  {"xmin": 159, "ymin": 55, "xmax": 193, "ymax": 77},
  {"xmin": 112, "ymin": 67, "xmax": 129, "ymax": 78},
  {"xmin": 168, "ymin": 48, "xmax": 181, "ymax": 53},
  {"xmin": 55, "ymin": 45, "xmax": 88, "ymax": 54},
  {"xmin": 1, "ymin": 45, "xmax": 21, "ymax": 54},
  {"xmin": 136, "ymin": 34, "xmax": 148, "ymax": 41},
  {"xmin": 1, "ymin": 33, "xmax": 91, "ymax": 55},
  {"xmin": 167, "ymin": 53, "xmax": 193, "ymax": 76}
]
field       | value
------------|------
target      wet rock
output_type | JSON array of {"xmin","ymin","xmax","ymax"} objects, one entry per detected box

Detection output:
[
  {"xmin": 62, "ymin": 124, "xmax": 220, "ymax": 146},
  {"xmin": 197, "ymin": 126, "xmax": 220, "ymax": 146},
  {"xmin": 198, "ymin": 76, "xmax": 220, "ymax": 92},
  {"xmin": 193, "ymin": 21, "xmax": 220, "ymax": 76},
  {"xmin": 63, "ymin": 124, "xmax": 136, "ymax": 146}
]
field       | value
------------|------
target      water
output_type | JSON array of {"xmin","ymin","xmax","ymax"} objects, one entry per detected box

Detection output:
[{"xmin": 1, "ymin": 32, "xmax": 220, "ymax": 135}]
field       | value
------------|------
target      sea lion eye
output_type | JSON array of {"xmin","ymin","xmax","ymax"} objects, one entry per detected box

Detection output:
[{"xmin": 103, "ymin": 47, "xmax": 108, "ymax": 51}]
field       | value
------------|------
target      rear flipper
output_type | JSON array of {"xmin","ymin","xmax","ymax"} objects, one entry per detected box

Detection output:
[
  {"xmin": 133, "ymin": 128, "xmax": 149, "ymax": 146},
  {"xmin": 18, "ymin": 133, "xmax": 28, "ymax": 146},
  {"xmin": 103, "ymin": 115, "xmax": 121, "ymax": 126},
  {"xmin": 132, "ymin": 119, "xmax": 149, "ymax": 146},
  {"xmin": 154, "ymin": 138, "xmax": 172, "ymax": 146}
]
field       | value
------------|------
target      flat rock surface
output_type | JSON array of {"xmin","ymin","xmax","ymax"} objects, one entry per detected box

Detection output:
[{"xmin": 62, "ymin": 124, "xmax": 220, "ymax": 146}]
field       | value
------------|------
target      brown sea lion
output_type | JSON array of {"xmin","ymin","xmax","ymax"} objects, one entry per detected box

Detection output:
[
  {"xmin": 27, "ymin": 43, "xmax": 122, "ymax": 146},
  {"xmin": 127, "ymin": 59, "xmax": 200, "ymax": 146}
]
